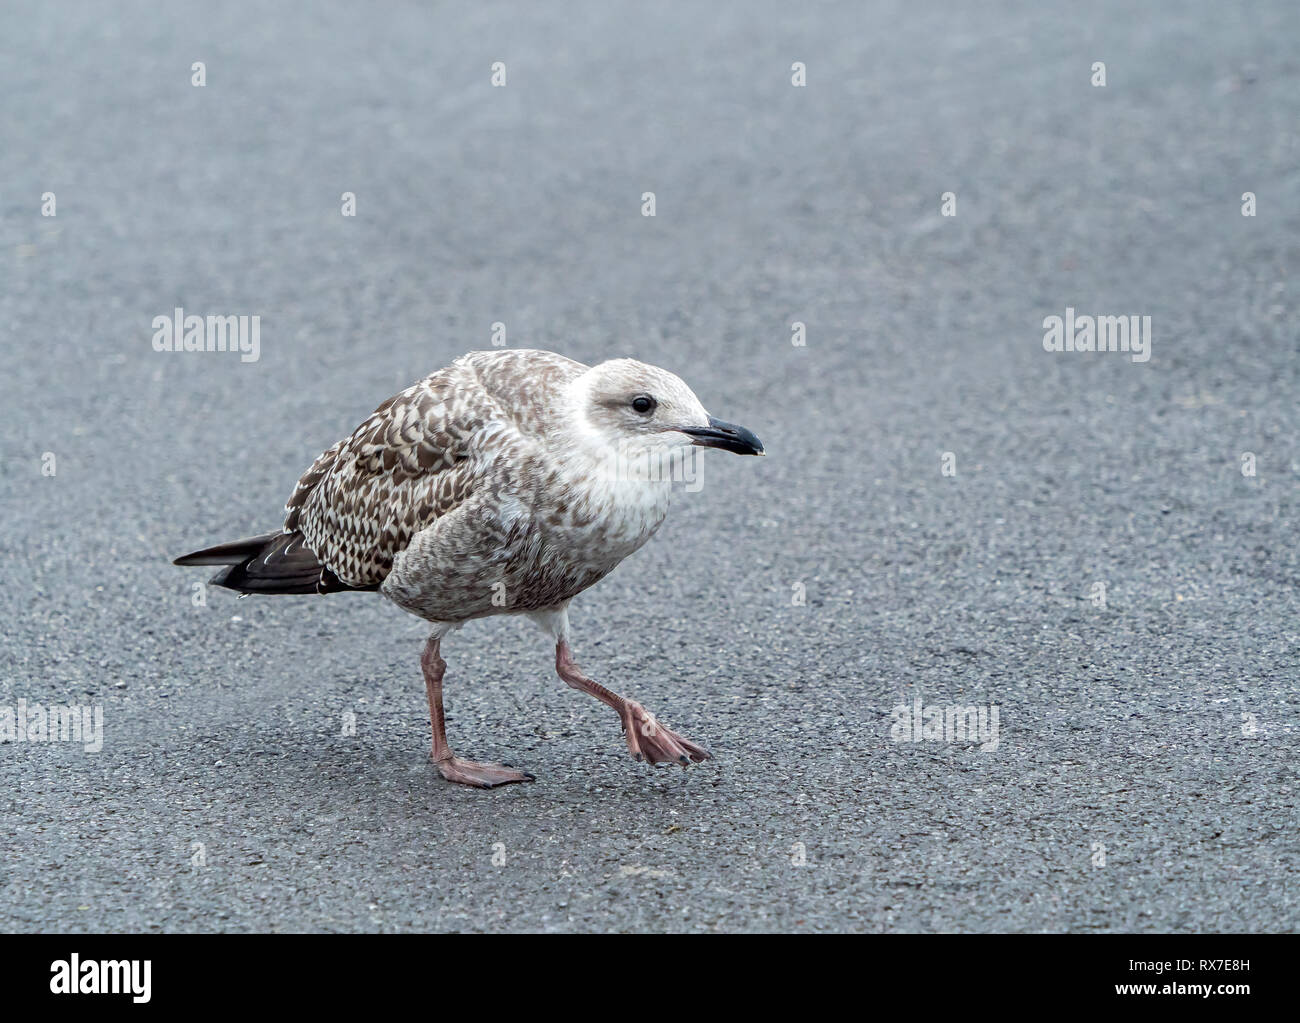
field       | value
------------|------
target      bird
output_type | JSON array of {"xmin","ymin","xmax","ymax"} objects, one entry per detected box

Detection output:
[{"xmin": 174, "ymin": 349, "xmax": 764, "ymax": 787}]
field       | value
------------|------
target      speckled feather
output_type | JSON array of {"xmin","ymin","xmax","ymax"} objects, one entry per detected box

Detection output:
[
  {"xmin": 283, "ymin": 351, "xmax": 667, "ymax": 624},
  {"xmin": 172, "ymin": 348, "xmax": 721, "ymax": 620},
  {"xmin": 283, "ymin": 350, "xmax": 590, "ymax": 598}
]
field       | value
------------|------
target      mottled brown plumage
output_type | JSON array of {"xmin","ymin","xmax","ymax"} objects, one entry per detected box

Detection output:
[
  {"xmin": 284, "ymin": 349, "xmax": 584, "ymax": 593},
  {"xmin": 175, "ymin": 348, "xmax": 763, "ymax": 786}
]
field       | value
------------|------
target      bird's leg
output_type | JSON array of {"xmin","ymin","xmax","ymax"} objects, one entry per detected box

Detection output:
[
  {"xmin": 422, "ymin": 636, "xmax": 534, "ymax": 788},
  {"xmin": 554, "ymin": 640, "xmax": 710, "ymax": 766}
]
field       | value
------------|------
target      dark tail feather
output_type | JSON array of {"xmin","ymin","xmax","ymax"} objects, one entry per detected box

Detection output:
[
  {"xmin": 173, "ymin": 532, "xmax": 280, "ymax": 567},
  {"xmin": 173, "ymin": 531, "xmax": 373, "ymax": 595}
]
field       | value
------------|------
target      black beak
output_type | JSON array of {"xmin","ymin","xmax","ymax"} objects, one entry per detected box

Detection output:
[{"xmin": 680, "ymin": 416, "xmax": 765, "ymax": 456}]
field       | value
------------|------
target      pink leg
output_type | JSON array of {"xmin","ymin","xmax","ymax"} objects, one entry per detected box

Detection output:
[
  {"xmin": 423, "ymin": 637, "xmax": 534, "ymax": 788},
  {"xmin": 555, "ymin": 640, "xmax": 711, "ymax": 766}
]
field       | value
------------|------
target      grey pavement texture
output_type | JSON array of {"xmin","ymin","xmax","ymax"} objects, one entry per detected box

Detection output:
[{"xmin": 1, "ymin": 0, "xmax": 1297, "ymax": 932}]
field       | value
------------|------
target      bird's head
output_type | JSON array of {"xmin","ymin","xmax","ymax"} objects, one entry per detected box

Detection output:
[{"xmin": 570, "ymin": 358, "xmax": 764, "ymax": 461}]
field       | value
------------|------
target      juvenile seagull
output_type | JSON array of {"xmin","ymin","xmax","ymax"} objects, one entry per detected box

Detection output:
[{"xmin": 175, "ymin": 349, "xmax": 763, "ymax": 787}]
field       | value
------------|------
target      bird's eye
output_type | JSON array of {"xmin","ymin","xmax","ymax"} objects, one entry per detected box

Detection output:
[{"xmin": 631, "ymin": 395, "xmax": 656, "ymax": 414}]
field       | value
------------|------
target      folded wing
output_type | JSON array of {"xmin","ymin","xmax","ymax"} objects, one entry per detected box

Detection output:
[{"xmin": 286, "ymin": 371, "xmax": 494, "ymax": 589}]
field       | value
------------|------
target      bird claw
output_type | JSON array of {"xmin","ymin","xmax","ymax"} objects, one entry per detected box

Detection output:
[
  {"xmin": 620, "ymin": 701, "xmax": 711, "ymax": 767},
  {"xmin": 435, "ymin": 756, "xmax": 535, "ymax": 788}
]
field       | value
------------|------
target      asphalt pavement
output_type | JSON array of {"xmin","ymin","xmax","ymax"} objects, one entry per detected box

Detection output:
[{"xmin": 1, "ymin": 0, "xmax": 1297, "ymax": 932}]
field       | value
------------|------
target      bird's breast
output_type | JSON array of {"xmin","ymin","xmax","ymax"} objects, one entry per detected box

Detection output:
[{"xmin": 537, "ymin": 472, "xmax": 671, "ymax": 568}]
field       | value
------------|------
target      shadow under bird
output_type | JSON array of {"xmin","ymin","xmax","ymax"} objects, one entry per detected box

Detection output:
[{"xmin": 174, "ymin": 349, "xmax": 763, "ymax": 787}]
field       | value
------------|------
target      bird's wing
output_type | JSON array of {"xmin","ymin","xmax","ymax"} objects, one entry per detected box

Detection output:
[{"xmin": 284, "ymin": 369, "xmax": 495, "ymax": 588}]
